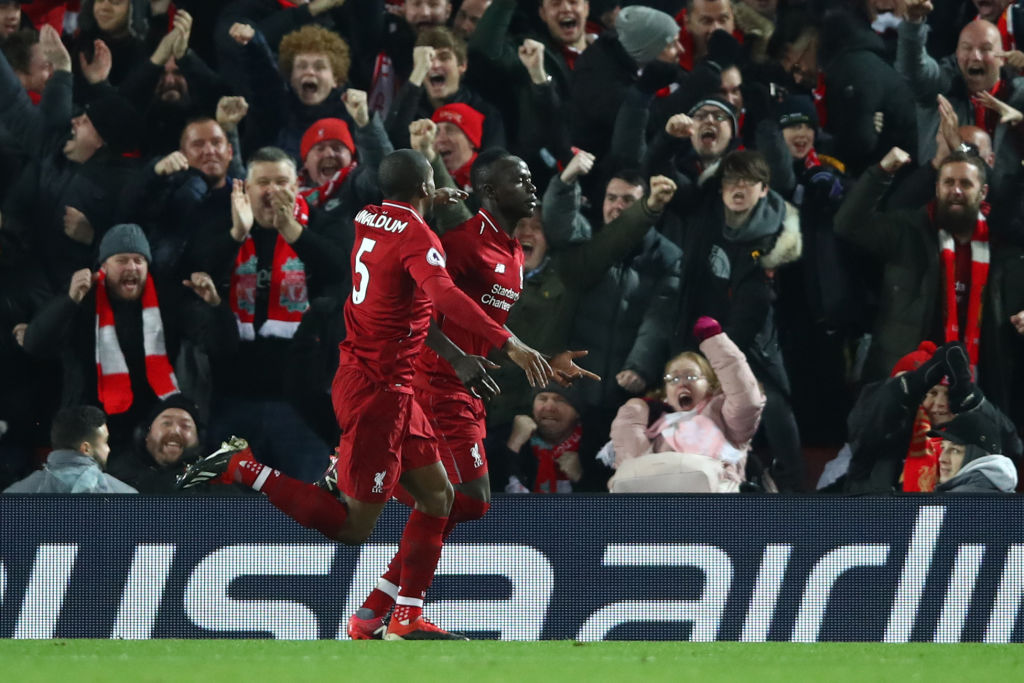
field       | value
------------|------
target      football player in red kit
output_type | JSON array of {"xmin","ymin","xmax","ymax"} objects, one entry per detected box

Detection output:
[
  {"xmin": 179, "ymin": 149, "xmax": 554, "ymax": 640},
  {"xmin": 347, "ymin": 150, "xmax": 678, "ymax": 639}
]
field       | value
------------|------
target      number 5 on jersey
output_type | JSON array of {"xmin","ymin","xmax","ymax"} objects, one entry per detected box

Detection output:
[{"xmin": 352, "ymin": 237, "xmax": 376, "ymax": 304}]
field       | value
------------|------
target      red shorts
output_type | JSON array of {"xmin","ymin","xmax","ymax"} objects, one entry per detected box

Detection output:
[
  {"xmin": 331, "ymin": 366, "xmax": 439, "ymax": 503},
  {"xmin": 416, "ymin": 391, "xmax": 488, "ymax": 485}
]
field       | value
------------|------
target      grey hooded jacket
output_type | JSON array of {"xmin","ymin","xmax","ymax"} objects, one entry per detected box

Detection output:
[{"xmin": 3, "ymin": 450, "xmax": 137, "ymax": 494}]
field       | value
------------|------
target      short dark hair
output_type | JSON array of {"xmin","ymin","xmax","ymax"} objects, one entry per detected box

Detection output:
[
  {"xmin": 246, "ymin": 147, "xmax": 297, "ymax": 178},
  {"xmin": 608, "ymin": 169, "xmax": 647, "ymax": 193},
  {"xmin": 51, "ymin": 406, "xmax": 107, "ymax": 451},
  {"xmin": 415, "ymin": 26, "xmax": 467, "ymax": 65},
  {"xmin": 1, "ymin": 29, "xmax": 39, "ymax": 74},
  {"xmin": 378, "ymin": 149, "xmax": 432, "ymax": 200},
  {"xmin": 720, "ymin": 149, "xmax": 770, "ymax": 186},
  {"xmin": 179, "ymin": 116, "xmax": 221, "ymax": 148},
  {"xmin": 938, "ymin": 150, "xmax": 989, "ymax": 186},
  {"xmin": 470, "ymin": 147, "xmax": 515, "ymax": 192}
]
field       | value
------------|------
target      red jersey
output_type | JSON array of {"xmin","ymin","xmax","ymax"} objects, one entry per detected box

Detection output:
[
  {"xmin": 414, "ymin": 210, "xmax": 525, "ymax": 395},
  {"xmin": 339, "ymin": 201, "xmax": 510, "ymax": 389}
]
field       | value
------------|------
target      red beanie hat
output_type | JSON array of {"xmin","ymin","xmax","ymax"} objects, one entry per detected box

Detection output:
[
  {"xmin": 431, "ymin": 103, "xmax": 484, "ymax": 149},
  {"xmin": 890, "ymin": 341, "xmax": 938, "ymax": 377},
  {"xmin": 300, "ymin": 118, "xmax": 356, "ymax": 163}
]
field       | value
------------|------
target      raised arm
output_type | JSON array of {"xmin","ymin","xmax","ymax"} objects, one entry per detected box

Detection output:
[
  {"xmin": 895, "ymin": 7, "xmax": 950, "ymax": 103},
  {"xmin": 833, "ymin": 147, "xmax": 914, "ymax": 258}
]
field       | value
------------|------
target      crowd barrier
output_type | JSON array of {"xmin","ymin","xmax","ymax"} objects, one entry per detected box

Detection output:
[{"xmin": 1, "ymin": 495, "xmax": 1021, "ymax": 641}]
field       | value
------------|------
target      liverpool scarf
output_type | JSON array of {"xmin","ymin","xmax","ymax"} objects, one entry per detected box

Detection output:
[
  {"xmin": 301, "ymin": 164, "xmax": 355, "ymax": 208},
  {"xmin": 229, "ymin": 196, "xmax": 310, "ymax": 340},
  {"xmin": 530, "ymin": 424, "xmax": 582, "ymax": 494},
  {"xmin": 95, "ymin": 271, "xmax": 179, "ymax": 414},
  {"xmin": 930, "ymin": 202, "xmax": 990, "ymax": 376},
  {"xmin": 901, "ymin": 405, "xmax": 942, "ymax": 492}
]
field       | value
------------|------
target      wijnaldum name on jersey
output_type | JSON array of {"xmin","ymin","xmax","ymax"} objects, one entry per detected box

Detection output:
[{"xmin": 355, "ymin": 209, "xmax": 408, "ymax": 233}]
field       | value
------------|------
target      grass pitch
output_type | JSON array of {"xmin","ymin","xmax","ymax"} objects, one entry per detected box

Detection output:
[{"xmin": 2, "ymin": 640, "xmax": 1018, "ymax": 682}]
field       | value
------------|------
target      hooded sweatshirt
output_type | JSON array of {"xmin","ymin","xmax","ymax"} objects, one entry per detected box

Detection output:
[
  {"xmin": 3, "ymin": 450, "xmax": 137, "ymax": 494},
  {"xmin": 935, "ymin": 453, "xmax": 1018, "ymax": 493}
]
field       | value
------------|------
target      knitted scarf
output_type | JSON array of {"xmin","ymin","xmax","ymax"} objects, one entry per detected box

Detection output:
[
  {"xmin": 972, "ymin": 80, "xmax": 1007, "ymax": 137},
  {"xmin": 901, "ymin": 405, "xmax": 942, "ymax": 492},
  {"xmin": 94, "ymin": 271, "xmax": 179, "ymax": 415},
  {"xmin": 929, "ymin": 201, "xmax": 990, "ymax": 376},
  {"xmin": 229, "ymin": 196, "xmax": 310, "ymax": 341},
  {"xmin": 301, "ymin": 164, "xmax": 356, "ymax": 208},
  {"xmin": 803, "ymin": 146, "xmax": 821, "ymax": 169},
  {"xmin": 992, "ymin": 3, "xmax": 1017, "ymax": 52},
  {"xmin": 530, "ymin": 424, "xmax": 582, "ymax": 494},
  {"xmin": 451, "ymin": 152, "xmax": 478, "ymax": 192}
]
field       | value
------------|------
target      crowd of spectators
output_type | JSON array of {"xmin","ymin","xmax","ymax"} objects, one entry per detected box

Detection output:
[{"xmin": 2, "ymin": 0, "xmax": 1023, "ymax": 496}]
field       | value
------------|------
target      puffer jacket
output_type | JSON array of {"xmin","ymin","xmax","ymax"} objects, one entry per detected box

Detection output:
[{"xmin": 609, "ymin": 332, "xmax": 765, "ymax": 486}]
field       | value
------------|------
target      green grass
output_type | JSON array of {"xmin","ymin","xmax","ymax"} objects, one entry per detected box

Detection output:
[{"xmin": 2, "ymin": 641, "xmax": 1021, "ymax": 682}]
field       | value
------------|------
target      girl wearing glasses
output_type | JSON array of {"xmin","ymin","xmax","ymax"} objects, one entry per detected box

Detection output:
[{"xmin": 607, "ymin": 316, "xmax": 765, "ymax": 492}]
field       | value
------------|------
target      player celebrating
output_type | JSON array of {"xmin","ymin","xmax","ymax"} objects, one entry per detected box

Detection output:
[
  {"xmin": 348, "ymin": 150, "xmax": 679, "ymax": 639},
  {"xmin": 178, "ymin": 149, "xmax": 553, "ymax": 640}
]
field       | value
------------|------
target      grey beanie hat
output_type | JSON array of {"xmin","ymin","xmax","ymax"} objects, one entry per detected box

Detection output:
[
  {"xmin": 688, "ymin": 96, "xmax": 739, "ymax": 135},
  {"xmin": 98, "ymin": 223, "xmax": 152, "ymax": 265},
  {"xmin": 616, "ymin": 6, "xmax": 679, "ymax": 65}
]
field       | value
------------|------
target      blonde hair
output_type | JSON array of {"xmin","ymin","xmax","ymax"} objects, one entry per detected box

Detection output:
[
  {"xmin": 648, "ymin": 351, "xmax": 721, "ymax": 400},
  {"xmin": 278, "ymin": 25, "xmax": 351, "ymax": 85}
]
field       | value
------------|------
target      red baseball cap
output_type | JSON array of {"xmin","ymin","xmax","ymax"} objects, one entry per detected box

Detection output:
[
  {"xmin": 300, "ymin": 118, "xmax": 356, "ymax": 162},
  {"xmin": 431, "ymin": 103, "xmax": 484, "ymax": 149}
]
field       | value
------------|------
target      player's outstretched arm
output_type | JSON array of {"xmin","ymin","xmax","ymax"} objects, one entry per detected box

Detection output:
[
  {"xmin": 549, "ymin": 349, "xmax": 601, "ymax": 386},
  {"xmin": 425, "ymin": 319, "xmax": 501, "ymax": 400}
]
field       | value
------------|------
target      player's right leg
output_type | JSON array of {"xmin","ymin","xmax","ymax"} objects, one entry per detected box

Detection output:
[{"xmin": 177, "ymin": 436, "xmax": 387, "ymax": 544}]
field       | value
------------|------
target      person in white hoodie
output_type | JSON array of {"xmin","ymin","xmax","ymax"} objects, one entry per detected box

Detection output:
[{"xmin": 931, "ymin": 409, "xmax": 1019, "ymax": 494}]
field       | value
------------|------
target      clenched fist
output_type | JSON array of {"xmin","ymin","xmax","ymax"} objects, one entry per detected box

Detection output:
[
  {"xmin": 69, "ymin": 268, "xmax": 99, "ymax": 304},
  {"xmin": 644, "ymin": 175, "xmax": 678, "ymax": 213},
  {"xmin": 342, "ymin": 88, "xmax": 369, "ymax": 128},
  {"xmin": 879, "ymin": 147, "xmax": 911, "ymax": 174},
  {"xmin": 665, "ymin": 113, "xmax": 696, "ymax": 139}
]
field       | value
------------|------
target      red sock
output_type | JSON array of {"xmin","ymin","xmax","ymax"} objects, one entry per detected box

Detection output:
[
  {"xmin": 250, "ymin": 467, "xmax": 348, "ymax": 540},
  {"xmin": 376, "ymin": 545, "xmax": 403, "ymax": 597},
  {"xmin": 393, "ymin": 509, "xmax": 447, "ymax": 620},
  {"xmin": 374, "ymin": 494, "xmax": 490, "ymax": 612},
  {"xmin": 443, "ymin": 491, "xmax": 490, "ymax": 540},
  {"xmin": 361, "ymin": 586, "xmax": 397, "ymax": 618}
]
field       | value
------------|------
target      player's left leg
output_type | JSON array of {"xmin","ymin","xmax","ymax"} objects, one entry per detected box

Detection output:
[{"xmin": 351, "ymin": 401, "xmax": 490, "ymax": 638}]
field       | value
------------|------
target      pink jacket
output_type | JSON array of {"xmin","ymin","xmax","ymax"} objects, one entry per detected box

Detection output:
[{"xmin": 609, "ymin": 334, "xmax": 766, "ymax": 484}]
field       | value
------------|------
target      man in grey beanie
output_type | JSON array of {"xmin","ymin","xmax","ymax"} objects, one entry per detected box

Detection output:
[
  {"xmin": 615, "ymin": 5, "xmax": 681, "ymax": 66},
  {"xmin": 21, "ymin": 223, "xmax": 237, "ymax": 454},
  {"xmin": 570, "ymin": 2, "xmax": 682, "ymax": 167}
]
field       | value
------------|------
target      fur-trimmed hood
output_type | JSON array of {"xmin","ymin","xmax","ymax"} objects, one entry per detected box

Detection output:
[
  {"xmin": 758, "ymin": 198, "xmax": 802, "ymax": 270},
  {"xmin": 722, "ymin": 190, "xmax": 802, "ymax": 270}
]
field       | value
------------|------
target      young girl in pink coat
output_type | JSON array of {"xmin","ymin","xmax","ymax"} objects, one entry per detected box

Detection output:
[{"xmin": 608, "ymin": 317, "xmax": 765, "ymax": 492}]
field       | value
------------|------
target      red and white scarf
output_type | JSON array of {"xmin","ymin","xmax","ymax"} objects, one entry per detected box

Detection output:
[
  {"xmin": 530, "ymin": 424, "xmax": 582, "ymax": 494},
  {"xmin": 450, "ymin": 152, "xmax": 477, "ymax": 192},
  {"xmin": 930, "ymin": 202, "xmax": 990, "ymax": 376},
  {"xmin": 94, "ymin": 271, "xmax": 179, "ymax": 415},
  {"xmin": 301, "ymin": 164, "xmax": 356, "ymax": 208},
  {"xmin": 229, "ymin": 196, "xmax": 311, "ymax": 340},
  {"xmin": 990, "ymin": 3, "xmax": 1017, "ymax": 52}
]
